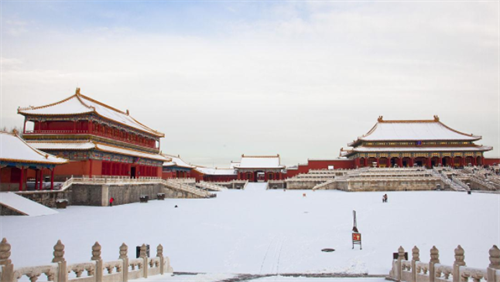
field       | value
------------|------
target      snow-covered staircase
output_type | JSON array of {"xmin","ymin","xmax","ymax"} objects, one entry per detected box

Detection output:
[
  {"xmin": 312, "ymin": 180, "xmax": 335, "ymax": 190},
  {"xmin": 196, "ymin": 181, "xmax": 228, "ymax": 191}
]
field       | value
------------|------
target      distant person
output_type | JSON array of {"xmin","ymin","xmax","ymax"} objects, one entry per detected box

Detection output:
[
  {"xmin": 109, "ymin": 197, "xmax": 114, "ymax": 207},
  {"xmin": 303, "ymin": 193, "xmax": 307, "ymax": 197},
  {"xmin": 382, "ymin": 194, "xmax": 388, "ymax": 203},
  {"xmin": 174, "ymin": 205, "xmax": 178, "ymax": 208}
]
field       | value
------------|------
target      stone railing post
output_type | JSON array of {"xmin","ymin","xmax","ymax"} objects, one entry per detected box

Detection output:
[
  {"xmin": 397, "ymin": 246, "xmax": 405, "ymax": 281},
  {"xmin": 52, "ymin": 240, "xmax": 68, "ymax": 282},
  {"xmin": 91, "ymin": 242, "xmax": 103, "ymax": 282},
  {"xmin": 119, "ymin": 243, "xmax": 128, "ymax": 282},
  {"xmin": 157, "ymin": 244, "xmax": 164, "ymax": 275},
  {"xmin": 140, "ymin": 244, "xmax": 148, "ymax": 278},
  {"xmin": 0, "ymin": 238, "xmax": 14, "ymax": 282},
  {"xmin": 487, "ymin": 245, "xmax": 500, "ymax": 282},
  {"xmin": 411, "ymin": 246, "xmax": 420, "ymax": 282},
  {"xmin": 453, "ymin": 245, "xmax": 465, "ymax": 282},
  {"xmin": 429, "ymin": 246, "xmax": 439, "ymax": 282}
]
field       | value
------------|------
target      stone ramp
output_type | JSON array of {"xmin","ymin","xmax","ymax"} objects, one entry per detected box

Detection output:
[
  {"xmin": 245, "ymin": 183, "xmax": 268, "ymax": 191},
  {"xmin": 0, "ymin": 192, "xmax": 58, "ymax": 216}
]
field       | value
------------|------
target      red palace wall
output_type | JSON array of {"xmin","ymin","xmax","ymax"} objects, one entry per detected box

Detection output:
[
  {"xmin": 484, "ymin": 158, "xmax": 500, "ymax": 166},
  {"xmin": 286, "ymin": 159, "xmax": 355, "ymax": 178}
]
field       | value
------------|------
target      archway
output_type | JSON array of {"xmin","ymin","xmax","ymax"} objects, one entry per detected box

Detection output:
[
  {"xmin": 476, "ymin": 156, "xmax": 483, "ymax": 166},
  {"xmin": 431, "ymin": 157, "xmax": 440, "ymax": 167},
  {"xmin": 442, "ymin": 157, "xmax": 452, "ymax": 167},
  {"xmin": 414, "ymin": 157, "xmax": 427, "ymax": 167},
  {"xmin": 465, "ymin": 156, "xmax": 474, "ymax": 167},
  {"xmin": 402, "ymin": 157, "xmax": 411, "ymax": 167},
  {"xmin": 390, "ymin": 157, "xmax": 400, "ymax": 167},
  {"xmin": 453, "ymin": 157, "xmax": 463, "ymax": 168},
  {"xmin": 379, "ymin": 157, "xmax": 389, "ymax": 168},
  {"xmin": 367, "ymin": 157, "xmax": 377, "ymax": 167}
]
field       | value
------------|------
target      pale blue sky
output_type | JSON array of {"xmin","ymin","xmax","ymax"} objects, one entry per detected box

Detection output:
[{"xmin": 1, "ymin": 0, "xmax": 499, "ymax": 167}]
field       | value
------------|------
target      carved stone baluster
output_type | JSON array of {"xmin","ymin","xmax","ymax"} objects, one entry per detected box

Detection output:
[
  {"xmin": 0, "ymin": 238, "xmax": 15, "ymax": 282},
  {"xmin": 91, "ymin": 242, "xmax": 103, "ymax": 282},
  {"xmin": 119, "ymin": 242, "xmax": 128, "ymax": 282},
  {"xmin": 430, "ymin": 246, "xmax": 439, "ymax": 282},
  {"xmin": 488, "ymin": 245, "xmax": 500, "ymax": 282},
  {"xmin": 412, "ymin": 246, "xmax": 419, "ymax": 282},
  {"xmin": 53, "ymin": 240, "xmax": 68, "ymax": 282},
  {"xmin": 397, "ymin": 246, "xmax": 405, "ymax": 281},
  {"xmin": 453, "ymin": 245, "xmax": 466, "ymax": 282},
  {"xmin": 140, "ymin": 244, "xmax": 148, "ymax": 278}
]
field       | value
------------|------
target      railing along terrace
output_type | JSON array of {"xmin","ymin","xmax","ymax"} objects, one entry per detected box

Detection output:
[
  {"xmin": 24, "ymin": 130, "xmax": 158, "ymax": 149},
  {"xmin": 387, "ymin": 245, "xmax": 500, "ymax": 282},
  {"xmin": 0, "ymin": 238, "xmax": 173, "ymax": 282}
]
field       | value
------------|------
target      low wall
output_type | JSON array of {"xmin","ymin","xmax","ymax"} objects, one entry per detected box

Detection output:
[
  {"xmin": 347, "ymin": 179, "xmax": 441, "ymax": 191},
  {"xmin": 268, "ymin": 181, "xmax": 285, "ymax": 189},
  {"xmin": 70, "ymin": 183, "xmax": 198, "ymax": 206},
  {"xmin": 16, "ymin": 190, "xmax": 70, "ymax": 208},
  {"xmin": 0, "ymin": 204, "xmax": 25, "ymax": 216},
  {"xmin": 286, "ymin": 180, "xmax": 324, "ymax": 189}
]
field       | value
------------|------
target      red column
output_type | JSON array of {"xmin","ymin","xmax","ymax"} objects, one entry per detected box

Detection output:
[
  {"xmin": 19, "ymin": 166, "xmax": 24, "ymax": 191},
  {"xmin": 376, "ymin": 158, "xmax": 379, "ymax": 167},
  {"xmin": 39, "ymin": 169, "xmax": 44, "ymax": 190},
  {"xmin": 89, "ymin": 159, "xmax": 93, "ymax": 177},
  {"xmin": 23, "ymin": 119, "xmax": 26, "ymax": 134},
  {"xmin": 410, "ymin": 158, "xmax": 414, "ymax": 167},
  {"xmin": 88, "ymin": 120, "xmax": 93, "ymax": 134},
  {"xmin": 50, "ymin": 168, "xmax": 55, "ymax": 190},
  {"xmin": 427, "ymin": 158, "xmax": 432, "ymax": 168},
  {"xmin": 398, "ymin": 158, "xmax": 403, "ymax": 167},
  {"xmin": 35, "ymin": 169, "xmax": 39, "ymax": 190},
  {"xmin": 364, "ymin": 158, "xmax": 369, "ymax": 167}
]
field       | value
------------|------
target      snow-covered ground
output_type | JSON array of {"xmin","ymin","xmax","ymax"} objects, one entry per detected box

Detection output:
[{"xmin": 1, "ymin": 183, "xmax": 499, "ymax": 276}]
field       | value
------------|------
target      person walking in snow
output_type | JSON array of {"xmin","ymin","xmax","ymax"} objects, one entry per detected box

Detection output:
[{"xmin": 110, "ymin": 197, "xmax": 114, "ymax": 207}]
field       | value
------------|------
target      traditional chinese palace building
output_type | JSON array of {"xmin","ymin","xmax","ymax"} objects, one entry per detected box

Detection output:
[
  {"xmin": 341, "ymin": 116, "xmax": 493, "ymax": 168},
  {"xmin": 0, "ymin": 131, "xmax": 68, "ymax": 191},
  {"xmin": 234, "ymin": 155, "xmax": 285, "ymax": 182},
  {"xmin": 18, "ymin": 89, "xmax": 167, "ymax": 179},
  {"xmin": 162, "ymin": 154, "xmax": 195, "ymax": 179}
]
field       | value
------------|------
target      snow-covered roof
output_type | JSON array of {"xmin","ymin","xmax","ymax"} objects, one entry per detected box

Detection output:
[
  {"xmin": 28, "ymin": 141, "xmax": 167, "ymax": 162},
  {"xmin": 0, "ymin": 192, "xmax": 58, "ymax": 216},
  {"xmin": 195, "ymin": 167, "xmax": 237, "ymax": 175},
  {"xmin": 0, "ymin": 131, "xmax": 68, "ymax": 165},
  {"xmin": 235, "ymin": 155, "xmax": 284, "ymax": 169},
  {"xmin": 230, "ymin": 162, "xmax": 240, "ymax": 169},
  {"xmin": 352, "ymin": 146, "xmax": 493, "ymax": 152},
  {"xmin": 350, "ymin": 116, "xmax": 480, "ymax": 145},
  {"xmin": 18, "ymin": 89, "xmax": 164, "ymax": 137},
  {"xmin": 162, "ymin": 154, "xmax": 194, "ymax": 169}
]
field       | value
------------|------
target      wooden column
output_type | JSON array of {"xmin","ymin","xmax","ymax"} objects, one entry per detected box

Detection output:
[
  {"xmin": 39, "ymin": 169, "xmax": 44, "ymax": 190},
  {"xmin": 35, "ymin": 169, "xmax": 39, "ymax": 190},
  {"xmin": 89, "ymin": 159, "xmax": 93, "ymax": 177},
  {"xmin": 19, "ymin": 166, "xmax": 24, "ymax": 191},
  {"xmin": 50, "ymin": 168, "xmax": 55, "ymax": 190},
  {"xmin": 375, "ymin": 158, "xmax": 379, "ymax": 167},
  {"xmin": 427, "ymin": 158, "xmax": 432, "ymax": 168}
]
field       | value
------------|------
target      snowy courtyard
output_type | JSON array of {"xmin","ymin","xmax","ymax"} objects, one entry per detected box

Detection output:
[{"xmin": 1, "ymin": 183, "xmax": 499, "ymax": 277}]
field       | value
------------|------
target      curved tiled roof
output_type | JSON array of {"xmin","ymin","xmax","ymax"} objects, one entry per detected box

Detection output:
[
  {"xmin": 18, "ymin": 89, "xmax": 164, "ymax": 137},
  {"xmin": 0, "ymin": 131, "xmax": 68, "ymax": 165},
  {"xmin": 349, "ymin": 116, "xmax": 480, "ymax": 146}
]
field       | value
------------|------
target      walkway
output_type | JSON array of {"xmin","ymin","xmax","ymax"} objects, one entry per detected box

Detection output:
[{"xmin": 245, "ymin": 183, "xmax": 268, "ymax": 191}]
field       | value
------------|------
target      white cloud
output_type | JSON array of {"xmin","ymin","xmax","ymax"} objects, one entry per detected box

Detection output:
[{"xmin": 1, "ymin": 2, "xmax": 498, "ymax": 166}]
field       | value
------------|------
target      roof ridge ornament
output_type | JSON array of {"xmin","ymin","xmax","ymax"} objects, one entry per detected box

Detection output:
[
  {"xmin": 434, "ymin": 115, "xmax": 440, "ymax": 122},
  {"xmin": 75, "ymin": 87, "xmax": 81, "ymax": 95},
  {"xmin": 378, "ymin": 116, "xmax": 383, "ymax": 122}
]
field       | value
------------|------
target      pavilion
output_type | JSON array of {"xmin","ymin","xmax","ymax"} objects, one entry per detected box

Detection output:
[
  {"xmin": 234, "ymin": 154, "xmax": 285, "ymax": 182},
  {"xmin": 17, "ymin": 88, "xmax": 168, "ymax": 179},
  {"xmin": 341, "ymin": 116, "xmax": 493, "ymax": 168},
  {"xmin": 0, "ymin": 131, "xmax": 68, "ymax": 191}
]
